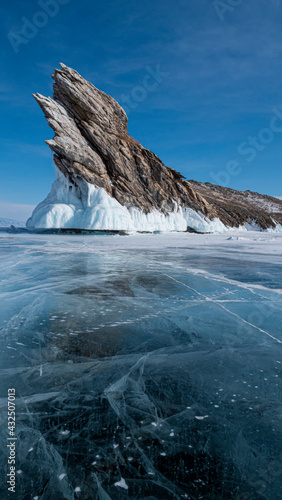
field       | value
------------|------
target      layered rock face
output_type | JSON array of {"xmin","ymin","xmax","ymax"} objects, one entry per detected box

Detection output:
[
  {"xmin": 27, "ymin": 63, "xmax": 282, "ymax": 232},
  {"xmin": 189, "ymin": 181, "xmax": 282, "ymax": 230}
]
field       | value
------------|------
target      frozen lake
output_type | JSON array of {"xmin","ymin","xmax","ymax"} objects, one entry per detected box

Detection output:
[{"xmin": 0, "ymin": 232, "xmax": 282, "ymax": 499}]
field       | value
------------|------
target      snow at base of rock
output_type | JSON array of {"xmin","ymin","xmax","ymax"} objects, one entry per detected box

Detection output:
[
  {"xmin": 26, "ymin": 169, "xmax": 227, "ymax": 233},
  {"xmin": 26, "ymin": 169, "xmax": 282, "ymax": 233}
]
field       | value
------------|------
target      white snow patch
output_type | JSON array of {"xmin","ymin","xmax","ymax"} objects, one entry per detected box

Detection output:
[
  {"xmin": 26, "ymin": 168, "xmax": 229, "ymax": 233},
  {"xmin": 114, "ymin": 477, "xmax": 128, "ymax": 490}
]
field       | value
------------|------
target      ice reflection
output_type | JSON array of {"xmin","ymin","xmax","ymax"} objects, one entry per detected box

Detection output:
[{"xmin": 0, "ymin": 234, "xmax": 282, "ymax": 499}]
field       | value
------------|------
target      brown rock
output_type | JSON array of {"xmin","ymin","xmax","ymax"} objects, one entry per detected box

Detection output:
[{"xmin": 32, "ymin": 63, "xmax": 282, "ymax": 231}]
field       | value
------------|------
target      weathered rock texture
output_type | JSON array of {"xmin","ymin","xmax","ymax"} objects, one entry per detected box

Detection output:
[
  {"xmin": 33, "ymin": 64, "xmax": 216, "ymax": 217},
  {"xmin": 33, "ymin": 63, "xmax": 282, "ymax": 230},
  {"xmin": 189, "ymin": 181, "xmax": 282, "ymax": 230}
]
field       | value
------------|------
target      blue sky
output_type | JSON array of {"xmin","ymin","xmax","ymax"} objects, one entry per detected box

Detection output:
[{"xmin": 1, "ymin": 0, "xmax": 282, "ymax": 220}]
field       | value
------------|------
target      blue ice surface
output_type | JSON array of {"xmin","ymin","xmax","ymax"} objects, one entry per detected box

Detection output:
[{"xmin": 0, "ymin": 233, "xmax": 281, "ymax": 499}]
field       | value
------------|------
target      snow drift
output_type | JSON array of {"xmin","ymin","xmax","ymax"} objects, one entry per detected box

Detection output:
[{"xmin": 27, "ymin": 169, "xmax": 227, "ymax": 233}]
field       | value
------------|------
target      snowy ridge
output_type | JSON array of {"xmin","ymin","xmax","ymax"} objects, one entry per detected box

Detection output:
[
  {"xmin": 0, "ymin": 217, "xmax": 25, "ymax": 227},
  {"xmin": 26, "ymin": 169, "xmax": 227, "ymax": 233},
  {"xmin": 189, "ymin": 180, "xmax": 282, "ymax": 230}
]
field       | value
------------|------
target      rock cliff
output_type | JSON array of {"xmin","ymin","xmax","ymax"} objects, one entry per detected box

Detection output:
[
  {"xmin": 189, "ymin": 181, "xmax": 282, "ymax": 230},
  {"xmin": 27, "ymin": 63, "xmax": 282, "ymax": 232}
]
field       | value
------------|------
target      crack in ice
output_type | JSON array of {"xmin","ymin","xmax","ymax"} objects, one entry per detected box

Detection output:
[{"xmin": 163, "ymin": 274, "xmax": 282, "ymax": 345}]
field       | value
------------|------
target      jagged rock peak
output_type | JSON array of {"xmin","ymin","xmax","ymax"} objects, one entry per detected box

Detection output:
[
  {"xmin": 32, "ymin": 63, "xmax": 215, "ymax": 217},
  {"xmin": 28, "ymin": 64, "xmax": 282, "ymax": 233}
]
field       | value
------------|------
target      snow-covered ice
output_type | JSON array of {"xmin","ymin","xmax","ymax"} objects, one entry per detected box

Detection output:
[
  {"xmin": 26, "ymin": 167, "xmax": 235, "ymax": 233},
  {"xmin": 0, "ymin": 231, "xmax": 282, "ymax": 499}
]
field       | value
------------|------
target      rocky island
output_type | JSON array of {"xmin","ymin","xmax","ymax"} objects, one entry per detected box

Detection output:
[{"xmin": 27, "ymin": 64, "xmax": 282, "ymax": 232}]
